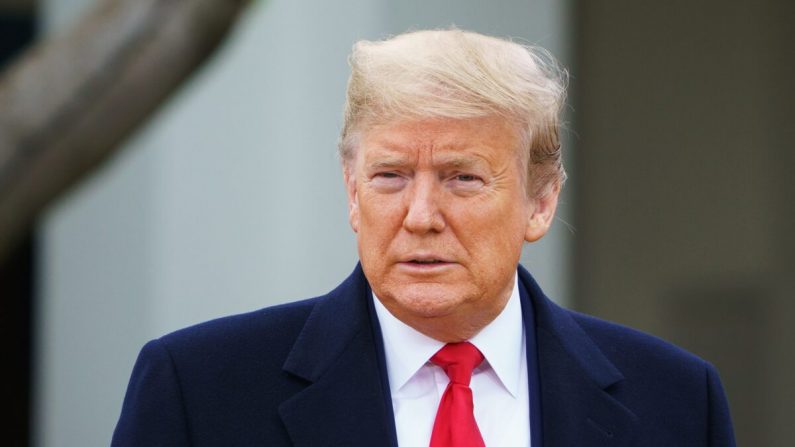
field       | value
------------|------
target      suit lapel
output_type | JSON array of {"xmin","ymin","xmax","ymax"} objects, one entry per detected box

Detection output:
[
  {"xmin": 518, "ymin": 266, "xmax": 639, "ymax": 447},
  {"xmin": 278, "ymin": 264, "xmax": 638, "ymax": 446},
  {"xmin": 278, "ymin": 265, "xmax": 395, "ymax": 447}
]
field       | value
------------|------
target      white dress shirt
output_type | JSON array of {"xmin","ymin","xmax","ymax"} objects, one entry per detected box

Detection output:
[{"xmin": 372, "ymin": 273, "xmax": 531, "ymax": 447}]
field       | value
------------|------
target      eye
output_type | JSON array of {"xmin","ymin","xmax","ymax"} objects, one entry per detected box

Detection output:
[
  {"xmin": 370, "ymin": 171, "xmax": 406, "ymax": 191},
  {"xmin": 447, "ymin": 172, "xmax": 485, "ymax": 194},
  {"xmin": 449, "ymin": 173, "xmax": 483, "ymax": 184}
]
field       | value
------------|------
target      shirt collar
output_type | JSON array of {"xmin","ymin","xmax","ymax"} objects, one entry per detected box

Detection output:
[
  {"xmin": 469, "ymin": 273, "xmax": 524, "ymax": 397},
  {"xmin": 372, "ymin": 272, "xmax": 524, "ymax": 397}
]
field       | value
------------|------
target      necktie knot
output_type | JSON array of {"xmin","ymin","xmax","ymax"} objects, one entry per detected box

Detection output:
[{"xmin": 431, "ymin": 342, "xmax": 484, "ymax": 386}]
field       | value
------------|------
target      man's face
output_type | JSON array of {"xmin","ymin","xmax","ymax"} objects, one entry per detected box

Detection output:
[{"xmin": 344, "ymin": 116, "xmax": 558, "ymax": 341}]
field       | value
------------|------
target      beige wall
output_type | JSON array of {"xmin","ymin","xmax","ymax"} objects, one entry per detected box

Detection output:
[{"xmin": 574, "ymin": 1, "xmax": 794, "ymax": 445}]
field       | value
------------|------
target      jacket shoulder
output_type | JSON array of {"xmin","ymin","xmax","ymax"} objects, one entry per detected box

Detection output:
[
  {"xmin": 567, "ymin": 310, "xmax": 735, "ymax": 445},
  {"xmin": 156, "ymin": 296, "xmax": 320, "ymax": 365},
  {"xmin": 568, "ymin": 310, "xmax": 709, "ymax": 372},
  {"xmin": 113, "ymin": 298, "xmax": 322, "ymax": 446},
  {"xmin": 567, "ymin": 310, "xmax": 721, "ymax": 421}
]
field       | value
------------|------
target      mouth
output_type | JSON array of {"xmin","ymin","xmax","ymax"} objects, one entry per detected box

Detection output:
[{"xmin": 398, "ymin": 256, "xmax": 455, "ymax": 270}]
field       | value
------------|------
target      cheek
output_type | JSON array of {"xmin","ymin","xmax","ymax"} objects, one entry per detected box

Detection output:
[
  {"xmin": 357, "ymin": 193, "xmax": 404, "ymax": 254},
  {"xmin": 449, "ymin": 198, "xmax": 528, "ymax": 257},
  {"xmin": 359, "ymin": 187, "xmax": 406, "ymax": 225}
]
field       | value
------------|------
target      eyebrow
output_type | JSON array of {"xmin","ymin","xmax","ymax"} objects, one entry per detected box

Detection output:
[
  {"xmin": 364, "ymin": 152, "xmax": 490, "ymax": 171},
  {"xmin": 365, "ymin": 156, "xmax": 411, "ymax": 170},
  {"xmin": 432, "ymin": 153, "xmax": 489, "ymax": 170}
]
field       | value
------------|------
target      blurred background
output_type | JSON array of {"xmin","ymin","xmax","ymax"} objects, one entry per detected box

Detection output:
[{"xmin": 0, "ymin": 0, "xmax": 791, "ymax": 445}]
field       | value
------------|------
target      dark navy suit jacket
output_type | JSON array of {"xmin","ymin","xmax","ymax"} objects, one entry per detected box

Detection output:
[{"xmin": 112, "ymin": 264, "xmax": 736, "ymax": 446}]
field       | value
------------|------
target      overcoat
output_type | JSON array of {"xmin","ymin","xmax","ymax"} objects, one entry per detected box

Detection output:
[{"xmin": 112, "ymin": 264, "xmax": 735, "ymax": 446}]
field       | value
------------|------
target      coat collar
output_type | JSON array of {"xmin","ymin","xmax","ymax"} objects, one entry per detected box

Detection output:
[
  {"xmin": 279, "ymin": 264, "xmax": 638, "ymax": 447},
  {"xmin": 278, "ymin": 264, "xmax": 396, "ymax": 447},
  {"xmin": 518, "ymin": 265, "xmax": 638, "ymax": 446}
]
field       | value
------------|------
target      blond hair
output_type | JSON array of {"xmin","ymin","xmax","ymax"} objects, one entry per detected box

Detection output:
[{"xmin": 339, "ymin": 29, "xmax": 568, "ymax": 196}]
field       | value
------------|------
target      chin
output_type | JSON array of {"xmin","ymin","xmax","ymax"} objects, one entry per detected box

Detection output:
[{"xmin": 388, "ymin": 284, "xmax": 470, "ymax": 318}]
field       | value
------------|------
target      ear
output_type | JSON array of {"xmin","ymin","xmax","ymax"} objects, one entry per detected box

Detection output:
[
  {"xmin": 524, "ymin": 182, "xmax": 560, "ymax": 243},
  {"xmin": 343, "ymin": 164, "xmax": 360, "ymax": 233}
]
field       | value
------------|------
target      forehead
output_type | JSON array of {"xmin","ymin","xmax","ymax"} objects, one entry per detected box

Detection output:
[{"xmin": 357, "ymin": 116, "xmax": 520, "ymax": 166}]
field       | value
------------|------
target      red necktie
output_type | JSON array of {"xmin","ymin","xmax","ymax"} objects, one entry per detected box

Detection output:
[{"xmin": 429, "ymin": 342, "xmax": 486, "ymax": 447}]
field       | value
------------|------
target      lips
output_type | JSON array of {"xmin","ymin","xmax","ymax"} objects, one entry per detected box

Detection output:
[
  {"xmin": 401, "ymin": 253, "xmax": 452, "ymax": 263},
  {"xmin": 398, "ymin": 254, "xmax": 455, "ymax": 269}
]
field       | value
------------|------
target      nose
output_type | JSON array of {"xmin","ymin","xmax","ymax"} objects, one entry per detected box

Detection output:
[{"xmin": 403, "ymin": 175, "xmax": 446, "ymax": 234}]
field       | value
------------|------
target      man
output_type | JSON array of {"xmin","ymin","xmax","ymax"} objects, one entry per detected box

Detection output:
[{"xmin": 112, "ymin": 29, "xmax": 735, "ymax": 446}]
